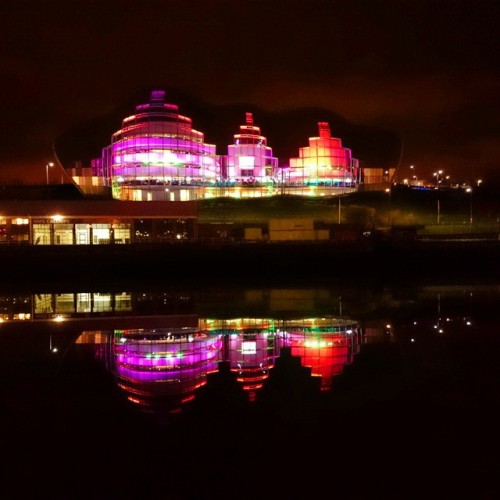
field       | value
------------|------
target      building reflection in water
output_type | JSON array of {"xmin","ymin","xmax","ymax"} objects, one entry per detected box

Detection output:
[
  {"xmin": 0, "ymin": 288, "xmax": 373, "ymax": 421},
  {"xmin": 77, "ymin": 316, "xmax": 363, "ymax": 420},
  {"xmin": 113, "ymin": 328, "xmax": 223, "ymax": 415},
  {"xmin": 279, "ymin": 318, "xmax": 361, "ymax": 391}
]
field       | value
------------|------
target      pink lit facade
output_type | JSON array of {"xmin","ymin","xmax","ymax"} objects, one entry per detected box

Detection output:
[
  {"xmin": 68, "ymin": 90, "xmax": 366, "ymax": 200},
  {"xmin": 287, "ymin": 122, "xmax": 360, "ymax": 187},
  {"xmin": 220, "ymin": 113, "xmax": 278, "ymax": 184},
  {"xmin": 97, "ymin": 90, "xmax": 219, "ymax": 201}
]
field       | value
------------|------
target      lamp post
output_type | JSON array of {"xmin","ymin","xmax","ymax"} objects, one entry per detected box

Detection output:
[
  {"xmin": 45, "ymin": 162, "xmax": 54, "ymax": 185},
  {"xmin": 433, "ymin": 170, "xmax": 444, "ymax": 224},
  {"xmin": 410, "ymin": 165, "xmax": 416, "ymax": 185},
  {"xmin": 466, "ymin": 187, "xmax": 473, "ymax": 225},
  {"xmin": 385, "ymin": 187, "xmax": 391, "ymax": 226}
]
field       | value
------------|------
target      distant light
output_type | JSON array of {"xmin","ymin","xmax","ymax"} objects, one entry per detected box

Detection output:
[
  {"xmin": 51, "ymin": 215, "xmax": 64, "ymax": 222},
  {"xmin": 54, "ymin": 315, "xmax": 64, "ymax": 322}
]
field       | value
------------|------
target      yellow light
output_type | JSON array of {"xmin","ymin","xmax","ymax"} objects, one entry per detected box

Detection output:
[{"xmin": 52, "ymin": 215, "xmax": 64, "ymax": 222}]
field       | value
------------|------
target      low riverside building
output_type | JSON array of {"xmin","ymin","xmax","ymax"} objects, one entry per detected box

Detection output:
[
  {"xmin": 0, "ymin": 197, "xmax": 369, "ymax": 245},
  {"xmin": 0, "ymin": 200, "xmax": 198, "ymax": 245}
]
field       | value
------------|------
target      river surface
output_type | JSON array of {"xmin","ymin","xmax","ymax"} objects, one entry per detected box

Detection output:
[{"xmin": 1, "ymin": 282, "xmax": 499, "ymax": 499}]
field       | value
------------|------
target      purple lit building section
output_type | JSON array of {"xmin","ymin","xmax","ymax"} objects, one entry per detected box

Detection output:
[
  {"xmin": 96, "ymin": 90, "xmax": 219, "ymax": 200},
  {"xmin": 113, "ymin": 330, "xmax": 222, "ymax": 413},
  {"xmin": 114, "ymin": 330, "xmax": 222, "ymax": 379}
]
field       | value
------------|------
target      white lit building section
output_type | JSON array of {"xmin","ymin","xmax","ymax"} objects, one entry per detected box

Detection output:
[{"xmin": 220, "ymin": 113, "xmax": 278, "ymax": 183}]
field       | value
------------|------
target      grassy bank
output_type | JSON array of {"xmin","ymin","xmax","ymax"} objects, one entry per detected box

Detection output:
[{"xmin": 197, "ymin": 186, "xmax": 500, "ymax": 232}]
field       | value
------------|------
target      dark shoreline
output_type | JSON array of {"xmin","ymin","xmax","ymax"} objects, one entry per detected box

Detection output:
[{"xmin": 3, "ymin": 238, "xmax": 500, "ymax": 290}]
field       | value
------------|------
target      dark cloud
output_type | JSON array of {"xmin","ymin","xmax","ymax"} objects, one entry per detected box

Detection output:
[{"xmin": 0, "ymin": 0, "xmax": 498, "ymax": 184}]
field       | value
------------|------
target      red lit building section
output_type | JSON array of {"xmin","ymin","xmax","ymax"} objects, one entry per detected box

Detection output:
[{"xmin": 287, "ymin": 122, "xmax": 360, "ymax": 187}]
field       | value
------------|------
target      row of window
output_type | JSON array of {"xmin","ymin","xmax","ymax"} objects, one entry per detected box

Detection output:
[{"xmin": 0, "ymin": 219, "xmax": 195, "ymax": 245}]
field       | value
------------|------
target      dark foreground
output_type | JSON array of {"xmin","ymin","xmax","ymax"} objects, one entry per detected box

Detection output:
[
  {"xmin": 2, "ymin": 238, "xmax": 500, "ymax": 288},
  {"xmin": 3, "ymin": 329, "xmax": 500, "ymax": 499}
]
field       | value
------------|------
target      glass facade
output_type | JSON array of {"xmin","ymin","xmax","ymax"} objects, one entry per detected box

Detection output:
[
  {"xmin": 3, "ymin": 213, "xmax": 196, "ymax": 247},
  {"xmin": 32, "ymin": 221, "xmax": 133, "ymax": 245},
  {"xmin": 288, "ymin": 122, "xmax": 360, "ymax": 187},
  {"xmin": 220, "ymin": 112, "xmax": 278, "ymax": 183},
  {"xmin": 98, "ymin": 90, "xmax": 219, "ymax": 201},
  {"xmin": 68, "ymin": 90, "xmax": 363, "ymax": 200}
]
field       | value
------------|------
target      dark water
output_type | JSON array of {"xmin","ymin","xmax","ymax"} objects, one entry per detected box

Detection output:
[{"xmin": 1, "ymin": 283, "xmax": 500, "ymax": 499}]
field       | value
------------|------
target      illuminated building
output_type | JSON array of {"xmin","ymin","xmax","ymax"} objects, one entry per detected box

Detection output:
[
  {"xmin": 287, "ymin": 122, "xmax": 360, "ymax": 191},
  {"xmin": 219, "ymin": 112, "xmax": 279, "ymax": 197},
  {"xmin": 95, "ymin": 90, "xmax": 219, "ymax": 201},
  {"xmin": 65, "ymin": 91, "xmax": 368, "ymax": 201}
]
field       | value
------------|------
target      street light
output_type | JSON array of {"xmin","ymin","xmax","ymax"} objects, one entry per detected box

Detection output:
[
  {"xmin": 409, "ymin": 165, "xmax": 417, "ymax": 185},
  {"xmin": 433, "ymin": 169, "xmax": 443, "ymax": 188},
  {"xmin": 45, "ymin": 162, "xmax": 54, "ymax": 185}
]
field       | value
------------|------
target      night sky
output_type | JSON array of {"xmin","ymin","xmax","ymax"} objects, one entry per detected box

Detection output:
[{"xmin": 1, "ymin": 0, "xmax": 499, "ymax": 185}]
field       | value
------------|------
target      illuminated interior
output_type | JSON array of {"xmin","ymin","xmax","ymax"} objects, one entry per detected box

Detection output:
[
  {"xmin": 96, "ymin": 90, "xmax": 219, "ymax": 201},
  {"xmin": 67, "ymin": 90, "xmax": 362, "ymax": 201},
  {"xmin": 220, "ymin": 112, "xmax": 278, "ymax": 184}
]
